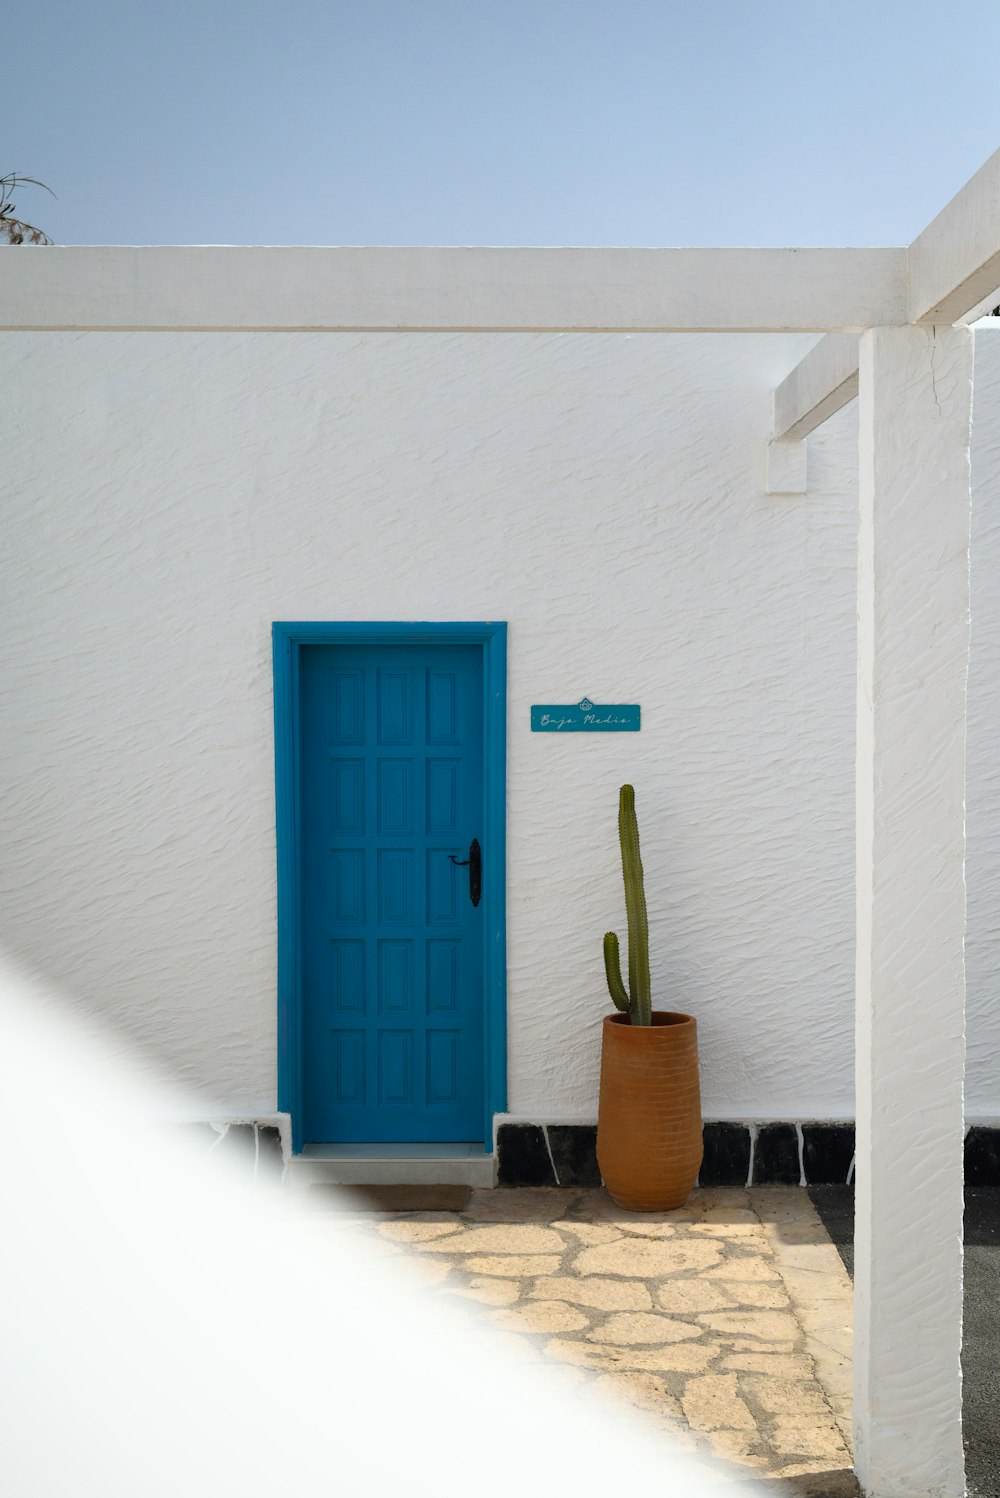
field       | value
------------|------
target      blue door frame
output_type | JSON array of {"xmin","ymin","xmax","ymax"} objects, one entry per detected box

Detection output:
[{"xmin": 273, "ymin": 622, "xmax": 507, "ymax": 1154}]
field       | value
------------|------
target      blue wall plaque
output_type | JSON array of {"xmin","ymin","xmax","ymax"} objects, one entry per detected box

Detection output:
[{"xmin": 531, "ymin": 697, "xmax": 640, "ymax": 732}]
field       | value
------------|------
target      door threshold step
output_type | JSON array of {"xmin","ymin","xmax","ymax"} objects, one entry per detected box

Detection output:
[
  {"xmin": 285, "ymin": 1149, "xmax": 495, "ymax": 1189},
  {"xmin": 301, "ymin": 1141, "xmax": 484, "ymax": 1160}
]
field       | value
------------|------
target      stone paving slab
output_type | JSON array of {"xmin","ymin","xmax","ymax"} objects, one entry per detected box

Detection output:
[{"xmin": 291, "ymin": 1184, "xmax": 858, "ymax": 1494}]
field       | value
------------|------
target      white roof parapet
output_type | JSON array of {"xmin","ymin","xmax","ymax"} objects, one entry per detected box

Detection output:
[
  {"xmin": 909, "ymin": 146, "xmax": 1000, "ymax": 324},
  {"xmin": 0, "ymin": 245, "xmax": 907, "ymax": 333},
  {"xmin": 772, "ymin": 332, "xmax": 860, "ymax": 443}
]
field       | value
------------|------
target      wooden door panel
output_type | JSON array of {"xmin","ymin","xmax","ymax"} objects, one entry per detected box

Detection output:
[{"xmin": 300, "ymin": 642, "xmax": 484, "ymax": 1143}]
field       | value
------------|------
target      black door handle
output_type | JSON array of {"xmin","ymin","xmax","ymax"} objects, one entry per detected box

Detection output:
[{"xmin": 448, "ymin": 839, "xmax": 481, "ymax": 907}]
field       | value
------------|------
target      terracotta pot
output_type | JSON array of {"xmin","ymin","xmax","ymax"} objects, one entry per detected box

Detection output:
[{"xmin": 596, "ymin": 1011, "xmax": 703, "ymax": 1211}]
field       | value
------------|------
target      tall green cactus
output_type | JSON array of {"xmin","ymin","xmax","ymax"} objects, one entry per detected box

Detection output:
[{"xmin": 603, "ymin": 784, "xmax": 652, "ymax": 1026}]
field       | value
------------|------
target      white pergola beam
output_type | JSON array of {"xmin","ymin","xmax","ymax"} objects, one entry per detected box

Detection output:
[
  {"xmin": 0, "ymin": 245, "xmax": 906, "ymax": 333},
  {"xmin": 854, "ymin": 325, "xmax": 971, "ymax": 1498},
  {"xmin": 772, "ymin": 333, "xmax": 860, "ymax": 442},
  {"xmin": 770, "ymin": 147, "xmax": 1000, "ymax": 447},
  {"xmin": 909, "ymin": 147, "xmax": 1000, "ymax": 324},
  {"xmin": 764, "ymin": 438, "xmax": 808, "ymax": 495}
]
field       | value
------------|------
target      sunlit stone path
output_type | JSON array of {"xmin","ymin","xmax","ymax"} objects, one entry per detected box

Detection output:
[{"xmin": 291, "ymin": 1185, "xmax": 856, "ymax": 1493}]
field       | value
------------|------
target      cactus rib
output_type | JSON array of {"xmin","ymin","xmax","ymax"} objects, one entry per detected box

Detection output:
[{"xmin": 618, "ymin": 784, "xmax": 652, "ymax": 1025}]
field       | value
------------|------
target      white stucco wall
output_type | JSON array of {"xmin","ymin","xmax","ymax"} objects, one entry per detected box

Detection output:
[
  {"xmin": 967, "ymin": 327, "xmax": 1000, "ymax": 1118},
  {"xmin": 1, "ymin": 326, "xmax": 997, "ymax": 1121}
]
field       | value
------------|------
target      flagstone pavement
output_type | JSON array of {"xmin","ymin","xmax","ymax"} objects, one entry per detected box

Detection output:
[{"xmin": 290, "ymin": 1184, "xmax": 857, "ymax": 1494}]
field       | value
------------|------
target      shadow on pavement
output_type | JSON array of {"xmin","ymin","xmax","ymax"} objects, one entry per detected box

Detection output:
[{"xmin": 809, "ymin": 1186, "xmax": 1000, "ymax": 1498}]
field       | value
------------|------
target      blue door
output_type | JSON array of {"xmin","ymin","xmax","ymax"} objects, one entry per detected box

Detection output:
[{"xmin": 299, "ymin": 643, "xmax": 485, "ymax": 1143}]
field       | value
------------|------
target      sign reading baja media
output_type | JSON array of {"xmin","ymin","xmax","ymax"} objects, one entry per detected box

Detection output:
[{"xmin": 530, "ymin": 697, "xmax": 641, "ymax": 733}]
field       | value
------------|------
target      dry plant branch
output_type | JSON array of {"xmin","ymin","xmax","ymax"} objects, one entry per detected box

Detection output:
[{"xmin": 0, "ymin": 173, "xmax": 55, "ymax": 244}]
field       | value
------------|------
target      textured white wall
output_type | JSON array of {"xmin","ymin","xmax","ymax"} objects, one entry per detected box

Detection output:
[
  {"xmin": 1, "ymin": 327, "xmax": 995, "ymax": 1122},
  {"xmin": 967, "ymin": 328, "xmax": 1000, "ymax": 1118}
]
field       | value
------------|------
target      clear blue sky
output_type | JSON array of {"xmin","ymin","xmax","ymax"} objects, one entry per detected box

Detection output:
[{"xmin": 7, "ymin": 0, "xmax": 1000, "ymax": 247}]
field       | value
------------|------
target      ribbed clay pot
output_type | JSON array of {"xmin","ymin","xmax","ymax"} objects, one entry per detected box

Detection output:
[{"xmin": 596, "ymin": 1011, "xmax": 703, "ymax": 1211}]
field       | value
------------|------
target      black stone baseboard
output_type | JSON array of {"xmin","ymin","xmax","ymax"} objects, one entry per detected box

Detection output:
[
  {"xmin": 495, "ymin": 1123, "xmax": 554, "ymax": 1186},
  {"xmin": 172, "ymin": 1121, "xmax": 285, "ymax": 1181},
  {"xmin": 496, "ymin": 1121, "xmax": 1000, "ymax": 1189},
  {"xmin": 966, "ymin": 1126, "xmax": 1000, "ymax": 1187}
]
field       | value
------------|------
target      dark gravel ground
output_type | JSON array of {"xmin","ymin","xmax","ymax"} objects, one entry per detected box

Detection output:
[{"xmin": 809, "ymin": 1186, "xmax": 1000, "ymax": 1498}]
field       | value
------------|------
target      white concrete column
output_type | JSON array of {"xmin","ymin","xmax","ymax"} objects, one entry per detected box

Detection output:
[{"xmin": 855, "ymin": 325, "xmax": 972, "ymax": 1498}]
